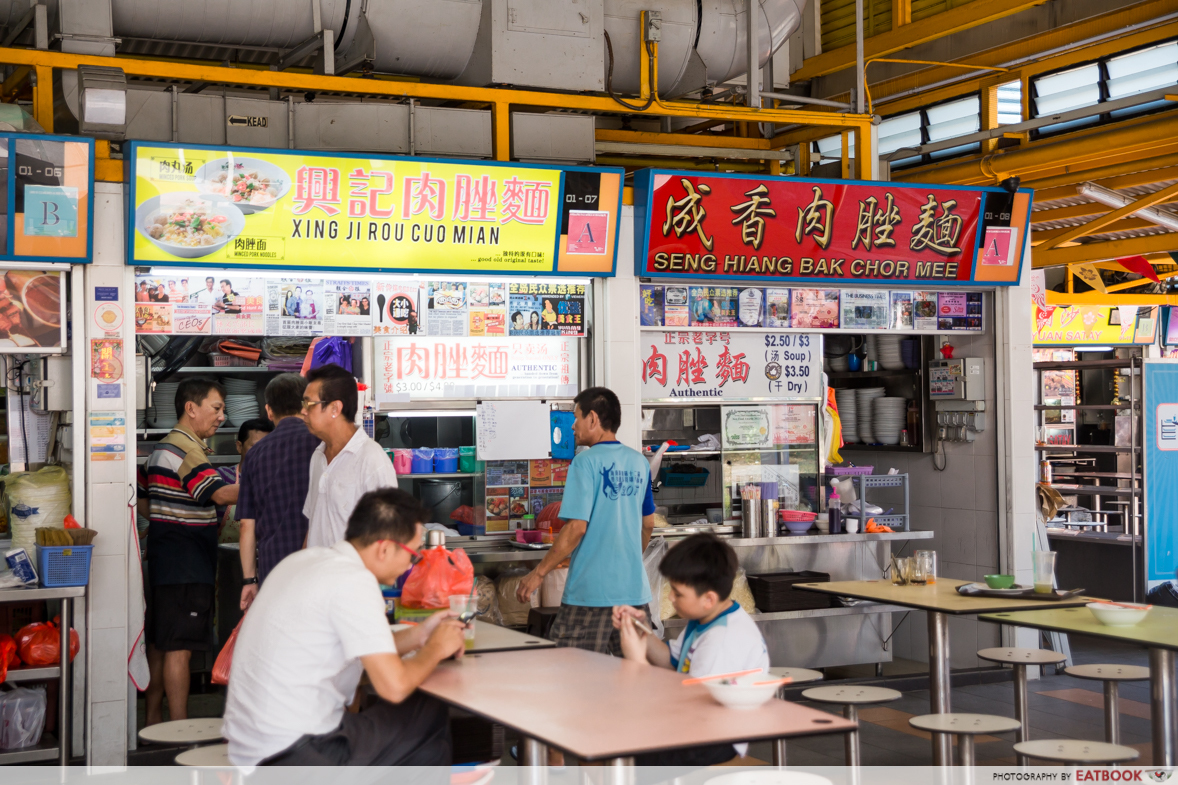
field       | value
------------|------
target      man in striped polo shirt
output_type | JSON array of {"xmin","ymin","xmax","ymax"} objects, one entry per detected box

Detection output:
[{"xmin": 140, "ymin": 378, "xmax": 239, "ymax": 725}]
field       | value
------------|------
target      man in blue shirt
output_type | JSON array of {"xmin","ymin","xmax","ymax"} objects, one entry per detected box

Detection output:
[{"xmin": 517, "ymin": 387, "xmax": 656, "ymax": 655}]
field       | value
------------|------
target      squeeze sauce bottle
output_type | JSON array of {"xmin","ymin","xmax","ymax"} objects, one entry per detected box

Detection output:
[{"xmin": 828, "ymin": 490, "xmax": 844, "ymax": 535}]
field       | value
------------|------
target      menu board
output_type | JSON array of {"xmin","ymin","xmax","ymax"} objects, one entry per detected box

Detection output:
[
  {"xmin": 640, "ymin": 330, "xmax": 822, "ymax": 401},
  {"xmin": 476, "ymin": 400, "xmax": 552, "ymax": 461}
]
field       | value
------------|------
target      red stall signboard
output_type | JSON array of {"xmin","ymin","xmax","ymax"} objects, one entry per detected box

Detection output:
[{"xmin": 633, "ymin": 170, "xmax": 1032, "ymax": 286}]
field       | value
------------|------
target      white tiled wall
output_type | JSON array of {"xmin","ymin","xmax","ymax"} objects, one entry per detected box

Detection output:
[{"xmin": 600, "ymin": 206, "xmax": 642, "ymax": 450}]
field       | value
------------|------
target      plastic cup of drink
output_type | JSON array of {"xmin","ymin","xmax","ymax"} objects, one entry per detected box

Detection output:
[
  {"xmin": 449, "ymin": 595, "xmax": 477, "ymax": 650},
  {"xmin": 916, "ymin": 551, "xmax": 937, "ymax": 585},
  {"xmin": 1032, "ymin": 551, "xmax": 1057, "ymax": 594}
]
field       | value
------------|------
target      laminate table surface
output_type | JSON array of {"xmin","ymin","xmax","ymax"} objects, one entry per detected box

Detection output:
[
  {"xmin": 418, "ymin": 647, "xmax": 855, "ymax": 761},
  {"xmin": 793, "ymin": 578, "xmax": 1096, "ymax": 614}
]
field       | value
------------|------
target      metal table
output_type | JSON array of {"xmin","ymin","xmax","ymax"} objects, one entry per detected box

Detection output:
[
  {"xmin": 393, "ymin": 620, "xmax": 555, "ymax": 654},
  {"xmin": 980, "ymin": 605, "xmax": 1178, "ymax": 766},
  {"xmin": 0, "ymin": 584, "xmax": 86, "ymax": 765},
  {"xmin": 419, "ymin": 647, "xmax": 855, "ymax": 775},
  {"xmin": 794, "ymin": 578, "xmax": 1094, "ymax": 765}
]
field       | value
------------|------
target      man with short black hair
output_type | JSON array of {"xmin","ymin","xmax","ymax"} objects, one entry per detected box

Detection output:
[
  {"xmin": 517, "ymin": 386, "xmax": 656, "ymax": 655},
  {"xmin": 140, "ymin": 377, "xmax": 239, "ymax": 725},
  {"xmin": 223, "ymin": 488, "xmax": 465, "ymax": 767},
  {"xmin": 237, "ymin": 373, "xmax": 322, "ymax": 608},
  {"xmin": 303, "ymin": 363, "xmax": 398, "ymax": 548}
]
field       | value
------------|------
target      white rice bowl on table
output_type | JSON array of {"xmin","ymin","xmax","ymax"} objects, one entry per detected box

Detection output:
[
  {"xmin": 136, "ymin": 194, "xmax": 245, "ymax": 259},
  {"xmin": 195, "ymin": 157, "xmax": 290, "ymax": 214}
]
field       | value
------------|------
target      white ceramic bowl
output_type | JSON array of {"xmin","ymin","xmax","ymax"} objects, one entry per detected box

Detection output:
[
  {"xmin": 195, "ymin": 156, "xmax": 291, "ymax": 213},
  {"xmin": 136, "ymin": 195, "xmax": 245, "ymax": 259},
  {"xmin": 1087, "ymin": 602, "xmax": 1151, "ymax": 626},
  {"xmin": 703, "ymin": 674, "xmax": 778, "ymax": 710}
]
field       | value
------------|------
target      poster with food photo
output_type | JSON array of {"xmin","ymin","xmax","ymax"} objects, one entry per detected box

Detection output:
[
  {"xmin": 0, "ymin": 270, "xmax": 64, "ymax": 351},
  {"xmin": 790, "ymin": 289, "xmax": 840, "ymax": 328},
  {"xmin": 426, "ymin": 281, "xmax": 468, "ymax": 337},
  {"xmin": 485, "ymin": 488, "xmax": 510, "ymax": 533},
  {"xmin": 134, "ymin": 303, "xmax": 173, "ymax": 334},
  {"xmin": 664, "ymin": 285, "xmax": 690, "ymax": 326}
]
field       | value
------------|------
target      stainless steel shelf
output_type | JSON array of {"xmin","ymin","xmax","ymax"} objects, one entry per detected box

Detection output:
[
  {"xmin": 0, "ymin": 585, "xmax": 85, "ymax": 601},
  {"xmin": 163, "ymin": 366, "xmax": 274, "ymax": 374},
  {"xmin": 4, "ymin": 666, "xmax": 59, "ymax": 682},
  {"xmin": 664, "ymin": 602, "xmax": 908, "ymax": 628},
  {"xmin": 399, "ymin": 473, "xmax": 480, "ymax": 479},
  {"xmin": 0, "ymin": 735, "xmax": 59, "ymax": 764}
]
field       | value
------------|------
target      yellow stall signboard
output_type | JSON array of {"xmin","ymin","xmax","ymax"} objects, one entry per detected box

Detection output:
[
  {"xmin": 1033, "ymin": 304, "xmax": 1156, "ymax": 346},
  {"xmin": 128, "ymin": 143, "xmax": 615, "ymax": 275}
]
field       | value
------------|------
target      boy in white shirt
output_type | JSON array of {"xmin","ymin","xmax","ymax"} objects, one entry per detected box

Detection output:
[{"xmin": 613, "ymin": 533, "xmax": 770, "ymax": 766}]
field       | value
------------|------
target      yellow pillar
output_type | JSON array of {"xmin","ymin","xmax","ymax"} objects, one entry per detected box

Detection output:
[
  {"xmin": 493, "ymin": 102, "xmax": 510, "ymax": 162},
  {"xmin": 841, "ymin": 130, "xmax": 851, "ymax": 180},
  {"xmin": 33, "ymin": 65, "xmax": 52, "ymax": 133},
  {"xmin": 980, "ymin": 80, "xmax": 999, "ymax": 154},
  {"xmin": 892, "ymin": 0, "xmax": 911, "ymax": 27}
]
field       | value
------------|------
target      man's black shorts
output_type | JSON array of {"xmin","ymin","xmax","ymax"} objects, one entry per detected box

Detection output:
[{"xmin": 146, "ymin": 583, "xmax": 215, "ymax": 652}]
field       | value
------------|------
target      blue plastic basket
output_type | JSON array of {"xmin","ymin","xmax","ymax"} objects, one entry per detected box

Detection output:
[{"xmin": 36, "ymin": 545, "xmax": 93, "ymax": 587}]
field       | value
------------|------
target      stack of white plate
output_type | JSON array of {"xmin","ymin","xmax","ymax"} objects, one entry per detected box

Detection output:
[
  {"xmin": 147, "ymin": 382, "xmax": 180, "ymax": 429},
  {"xmin": 872, "ymin": 397, "xmax": 909, "ymax": 445},
  {"xmin": 856, "ymin": 387, "xmax": 886, "ymax": 444},
  {"xmin": 223, "ymin": 379, "xmax": 260, "ymax": 426},
  {"xmin": 834, "ymin": 388, "xmax": 859, "ymax": 443},
  {"xmin": 878, "ymin": 336, "xmax": 906, "ymax": 370}
]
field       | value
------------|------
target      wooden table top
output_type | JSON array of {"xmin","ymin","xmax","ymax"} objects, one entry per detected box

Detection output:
[
  {"xmin": 469, "ymin": 620, "xmax": 554, "ymax": 653},
  {"xmin": 793, "ymin": 578, "xmax": 1096, "ymax": 615},
  {"xmin": 979, "ymin": 605, "xmax": 1178, "ymax": 651},
  {"xmin": 418, "ymin": 647, "xmax": 856, "ymax": 760}
]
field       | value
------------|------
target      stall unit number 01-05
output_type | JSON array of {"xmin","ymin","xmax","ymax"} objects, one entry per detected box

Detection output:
[{"xmin": 640, "ymin": 330, "xmax": 822, "ymax": 401}]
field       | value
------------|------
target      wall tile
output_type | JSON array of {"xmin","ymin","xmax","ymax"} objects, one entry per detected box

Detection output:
[
  {"xmin": 949, "ymin": 615, "xmax": 982, "ymax": 669},
  {"xmin": 940, "ymin": 559, "xmax": 975, "ymax": 581},
  {"xmin": 91, "ymin": 699, "xmax": 127, "ymax": 766},
  {"xmin": 907, "ymin": 456, "xmax": 942, "ymax": 508},
  {"xmin": 975, "ymin": 457, "xmax": 998, "ymax": 511},
  {"xmin": 938, "ymin": 453, "xmax": 976, "ymax": 510},
  {"xmin": 90, "ymin": 554, "xmax": 129, "ymax": 630},
  {"xmin": 943, "ymin": 513, "xmax": 976, "ymax": 566},
  {"xmin": 975, "ymin": 511, "xmax": 1000, "ymax": 569},
  {"xmin": 91, "ymin": 627, "xmax": 128, "ymax": 703}
]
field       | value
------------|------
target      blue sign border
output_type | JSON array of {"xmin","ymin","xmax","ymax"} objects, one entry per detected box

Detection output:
[
  {"xmin": 631, "ymin": 167, "xmax": 1032, "ymax": 287},
  {"xmin": 125, "ymin": 141, "xmax": 622, "ymax": 278},
  {"xmin": 1, "ymin": 132, "xmax": 95, "ymax": 263}
]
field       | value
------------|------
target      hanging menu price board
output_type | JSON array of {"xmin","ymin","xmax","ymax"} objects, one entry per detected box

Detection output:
[{"xmin": 640, "ymin": 330, "xmax": 823, "ymax": 402}]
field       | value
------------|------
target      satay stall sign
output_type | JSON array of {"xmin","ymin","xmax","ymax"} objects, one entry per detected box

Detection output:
[
  {"xmin": 633, "ymin": 170, "xmax": 1032, "ymax": 286},
  {"xmin": 640, "ymin": 330, "xmax": 823, "ymax": 402}
]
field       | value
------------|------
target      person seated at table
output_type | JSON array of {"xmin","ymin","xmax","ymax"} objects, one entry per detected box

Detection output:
[
  {"xmin": 222, "ymin": 487, "xmax": 467, "ymax": 767},
  {"xmin": 614, "ymin": 533, "xmax": 769, "ymax": 767}
]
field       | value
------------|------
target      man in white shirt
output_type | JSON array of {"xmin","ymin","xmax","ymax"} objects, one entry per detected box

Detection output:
[
  {"xmin": 302, "ymin": 363, "xmax": 398, "ymax": 547},
  {"xmin": 192, "ymin": 276, "xmax": 218, "ymax": 310},
  {"xmin": 223, "ymin": 487, "xmax": 466, "ymax": 766}
]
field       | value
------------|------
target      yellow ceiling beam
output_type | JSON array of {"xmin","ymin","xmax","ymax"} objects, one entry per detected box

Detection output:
[
  {"xmin": 1034, "ymin": 232, "xmax": 1178, "ymax": 268},
  {"xmin": 1032, "ymin": 218, "xmax": 1157, "ymax": 245},
  {"xmin": 594, "ymin": 128, "xmax": 772, "ymax": 150},
  {"xmin": 1104, "ymin": 269, "xmax": 1178, "ymax": 292},
  {"xmin": 1036, "ymin": 181, "xmax": 1178, "ymax": 251},
  {"xmin": 864, "ymin": 1, "xmax": 1178, "ymax": 115},
  {"xmin": 1030, "ymin": 155, "xmax": 1178, "ymax": 200},
  {"xmin": 1033, "ymin": 195, "xmax": 1178, "ymax": 225},
  {"xmin": 1045, "ymin": 290, "xmax": 1178, "ymax": 305},
  {"xmin": 790, "ymin": 0, "xmax": 1053, "ymax": 82}
]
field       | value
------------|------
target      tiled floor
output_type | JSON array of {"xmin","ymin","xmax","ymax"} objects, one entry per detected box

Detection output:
[{"xmin": 744, "ymin": 636, "xmax": 1164, "ymax": 766}]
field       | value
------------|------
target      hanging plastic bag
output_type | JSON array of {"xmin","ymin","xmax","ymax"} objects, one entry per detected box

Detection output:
[
  {"xmin": 15, "ymin": 619, "xmax": 78, "ymax": 667},
  {"xmin": 400, "ymin": 547, "xmax": 474, "ymax": 610},
  {"xmin": 310, "ymin": 337, "xmax": 353, "ymax": 373},
  {"xmin": 212, "ymin": 614, "xmax": 245, "ymax": 686},
  {"xmin": 0, "ymin": 687, "xmax": 46, "ymax": 749},
  {"xmin": 643, "ymin": 537, "xmax": 669, "ymax": 637}
]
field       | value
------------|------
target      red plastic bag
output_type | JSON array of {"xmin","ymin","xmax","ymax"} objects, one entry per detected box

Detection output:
[
  {"xmin": 0, "ymin": 635, "xmax": 16, "ymax": 682},
  {"xmin": 537, "ymin": 501, "xmax": 565, "ymax": 532},
  {"xmin": 449, "ymin": 505, "xmax": 475, "ymax": 526},
  {"xmin": 400, "ymin": 547, "xmax": 474, "ymax": 609},
  {"xmin": 15, "ymin": 620, "xmax": 79, "ymax": 667},
  {"xmin": 212, "ymin": 614, "xmax": 245, "ymax": 686}
]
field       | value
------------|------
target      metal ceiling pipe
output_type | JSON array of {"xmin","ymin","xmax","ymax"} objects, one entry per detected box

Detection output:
[
  {"xmin": 696, "ymin": 0, "xmax": 805, "ymax": 86},
  {"xmin": 1078, "ymin": 182, "xmax": 1178, "ymax": 233},
  {"xmin": 893, "ymin": 113, "xmax": 1178, "ymax": 186}
]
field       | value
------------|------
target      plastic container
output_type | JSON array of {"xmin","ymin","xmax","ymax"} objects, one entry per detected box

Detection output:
[
  {"xmin": 36, "ymin": 545, "xmax": 93, "ymax": 588},
  {"xmin": 411, "ymin": 448, "xmax": 435, "ymax": 474},
  {"xmin": 825, "ymin": 465, "xmax": 874, "ymax": 476},
  {"xmin": 658, "ymin": 466, "xmax": 710, "ymax": 487},
  {"xmin": 392, "ymin": 449, "xmax": 413, "ymax": 475},
  {"xmin": 705, "ymin": 507, "xmax": 724, "ymax": 523},
  {"xmin": 828, "ymin": 491, "xmax": 844, "ymax": 535},
  {"xmin": 458, "ymin": 446, "xmax": 484, "ymax": 474},
  {"xmin": 434, "ymin": 448, "xmax": 459, "ymax": 474}
]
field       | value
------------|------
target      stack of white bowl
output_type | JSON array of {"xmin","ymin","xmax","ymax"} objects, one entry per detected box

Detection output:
[
  {"xmin": 828, "ymin": 353, "xmax": 850, "ymax": 372},
  {"xmin": 872, "ymin": 397, "xmax": 908, "ymax": 444},
  {"xmin": 223, "ymin": 378, "xmax": 260, "ymax": 427},
  {"xmin": 835, "ymin": 388, "xmax": 858, "ymax": 443},
  {"xmin": 856, "ymin": 387, "xmax": 887, "ymax": 443},
  {"xmin": 147, "ymin": 382, "xmax": 180, "ymax": 429},
  {"xmin": 864, "ymin": 335, "xmax": 878, "ymax": 367},
  {"xmin": 878, "ymin": 336, "xmax": 906, "ymax": 370}
]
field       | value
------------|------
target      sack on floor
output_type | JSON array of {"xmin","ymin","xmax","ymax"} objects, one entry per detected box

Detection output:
[
  {"xmin": 400, "ymin": 547, "xmax": 474, "ymax": 610},
  {"xmin": 212, "ymin": 614, "xmax": 245, "ymax": 686}
]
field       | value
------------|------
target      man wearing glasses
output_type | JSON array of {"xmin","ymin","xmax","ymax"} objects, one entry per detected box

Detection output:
[
  {"xmin": 302, "ymin": 363, "xmax": 398, "ymax": 548},
  {"xmin": 223, "ymin": 488, "xmax": 467, "ymax": 766}
]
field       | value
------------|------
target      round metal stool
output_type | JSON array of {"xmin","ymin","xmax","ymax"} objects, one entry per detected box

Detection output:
[
  {"xmin": 908, "ymin": 713, "xmax": 1021, "ymax": 766},
  {"xmin": 802, "ymin": 685, "xmax": 902, "ymax": 767},
  {"xmin": 138, "ymin": 717, "xmax": 224, "ymax": 747},
  {"xmin": 977, "ymin": 647, "xmax": 1066, "ymax": 764},
  {"xmin": 175, "ymin": 742, "xmax": 231, "ymax": 766},
  {"xmin": 1064, "ymin": 663, "xmax": 1150, "ymax": 744},
  {"xmin": 1013, "ymin": 739, "xmax": 1140, "ymax": 766}
]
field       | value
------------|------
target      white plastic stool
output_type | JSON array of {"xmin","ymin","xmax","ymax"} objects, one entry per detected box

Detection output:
[
  {"xmin": 977, "ymin": 647, "xmax": 1066, "ymax": 764},
  {"xmin": 908, "ymin": 713, "xmax": 1021, "ymax": 766},
  {"xmin": 1014, "ymin": 739, "xmax": 1140, "ymax": 766},
  {"xmin": 1064, "ymin": 663, "xmax": 1150, "ymax": 744}
]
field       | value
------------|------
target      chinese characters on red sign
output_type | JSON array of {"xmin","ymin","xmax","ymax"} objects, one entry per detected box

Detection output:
[{"xmin": 641, "ymin": 172, "xmax": 1026, "ymax": 285}]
